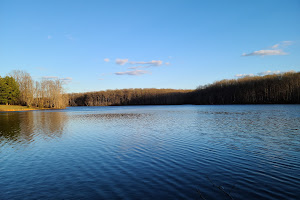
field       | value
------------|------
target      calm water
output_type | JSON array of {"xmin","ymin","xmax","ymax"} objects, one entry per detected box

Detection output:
[{"xmin": 0, "ymin": 105, "xmax": 299, "ymax": 199}]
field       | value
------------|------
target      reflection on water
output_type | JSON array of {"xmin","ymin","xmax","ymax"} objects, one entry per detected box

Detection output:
[
  {"xmin": 0, "ymin": 105, "xmax": 300, "ymax": 200},
  {"xmin": 0, "ymin": 111, "xmax": 68, "ymax": 144}
]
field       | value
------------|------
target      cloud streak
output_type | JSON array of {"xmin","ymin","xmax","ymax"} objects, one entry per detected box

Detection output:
[
  {"xmin": 60, "ymin": 77, "xmax": 72, "ymax": 82},
  {"xmin": 271, "ymin": 41, "xmax": 293, "ymax": 49},
  {"xmin": 111, "ymin": 59, "xmax": 166, "ymax": 67},
  {"xmin": 235, "ymin": 74, "xmax": 254, "ymax": 78},
  {"xmin": 127, "ymin": 66, "xmax": 143, "ymax": 70},
  {"xmin": 257, "ymin": 70, "xmax": 281, "ymax": 76},
  {"xmin": 235, "ymin": 70, "xmax": 295, "ymax": 78},
  {"xmin": 242, "ymin": 41, "xmax": 292, "ymax": 56},
  {"xmin": 115, "ymin": 70, "xmax": 150, "ymax": 76},
  {"xmin": 242, "ymin": 49, "xmax": 287, "ymax": 56},
  {"xmin": 129, "ymin": 60, "xmax": 163, "ymax": 66},
  {"xmin": 42, "ymin": 76, "xmax": 72, "ymax": 83},
  {"xmin": 116, "ymin": 58, "xmax": 129, "ymax": 65}
]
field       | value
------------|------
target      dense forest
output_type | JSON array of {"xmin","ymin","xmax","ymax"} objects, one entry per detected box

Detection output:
[
  {"xmin": 191, "ymin": 72, "xmax": 300, "ymax": 104},
  {"xmin": 68, "ymin": 88, "xmax": 192, "ymax": 106},
  {"xmin": 1, "ymin": 71, "xmax": 300, "ymax": 108},
  {"xmin": 69, "ymin": 72, "xmax": 300, "ymax": 106},
  {"xmin": 0, "ymin": 70, "xmax": 67, "ymax": 109}
]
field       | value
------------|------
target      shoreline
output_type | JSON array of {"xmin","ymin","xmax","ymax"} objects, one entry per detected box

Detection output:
[{"xmin": 0, "ymin": 105, "xmax": 50, "ymax": 112}]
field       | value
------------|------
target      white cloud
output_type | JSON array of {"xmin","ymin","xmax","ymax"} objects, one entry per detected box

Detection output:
[
  {"xmin": 257, "ymin": 70, "xmax": 281, "ymax": 76},
  {"xmin": 116, "ymin": 58, "xmax": 129, "ymax": 65},
  {"xmin": 243, "ymin": 41, "xmax": 293, "ymax": 57},
  {"xmin": 104, "ymin": 58, "xmax": 110, "ymax": 62},
  {"xmin": 115, "ymin": 70, "xmax": 151, "ymax": 76},
  {"xmin": 165, "ymin": 62, "xmax": 170, "ymax": 65},
  {"xmin": 235, "ymin": 70, "xmax": 296, "ymax": 78},
  {"xmin": 242, "ymin": 49, "xmax": 287, "ymax": 56},
  {"xmin": 235, "ymin": 74, "xmax": 254, "ymax": 78},
  {"xmin": 47, "ymin": 35, "xmax": 52, "ymax": 39},
  {"xmin": 129, "ymin": 60, "xmax": 163, "ymax": 66},
  {"xmin": 98, "ymin": 78, "xmax": 104, "ymax": 80}
]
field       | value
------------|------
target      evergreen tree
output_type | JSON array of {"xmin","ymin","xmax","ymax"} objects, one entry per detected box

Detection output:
[
  {"xmin": 0, "ymin": 76, "xmax": 20, "ymax": 105},
  {"xmin": 0, "ymin": 77, "xmax": 9, "ymax": 105},
  {"xmin": 4, "ymin": 76, "xmax": 20, "ymax": 105}
]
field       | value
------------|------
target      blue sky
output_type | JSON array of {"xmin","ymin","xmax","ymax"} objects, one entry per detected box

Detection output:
[{"xmin": 1, "ymin": 0, "xmax": 299, "ymax": 93}]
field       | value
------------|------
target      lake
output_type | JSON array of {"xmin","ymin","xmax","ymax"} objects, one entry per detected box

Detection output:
[{"xmin": 0, "ymin": 105, "xmax": 299, "ymax": 199}]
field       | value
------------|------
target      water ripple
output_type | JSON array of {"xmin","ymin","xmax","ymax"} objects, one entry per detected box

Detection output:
[{"xmin": 0, "ymin": 105, "xmax": 300, "ymax": 199}]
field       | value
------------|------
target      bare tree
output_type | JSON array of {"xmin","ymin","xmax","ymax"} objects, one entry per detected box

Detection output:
[{"xmin": 10, "ymin": 70, "xmax": 34, "ymax": 106}]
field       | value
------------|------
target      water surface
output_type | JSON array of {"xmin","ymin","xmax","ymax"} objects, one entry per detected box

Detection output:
[{"xmin": 0, "ymin": 105, "xmax": 299, "ymax": 199}]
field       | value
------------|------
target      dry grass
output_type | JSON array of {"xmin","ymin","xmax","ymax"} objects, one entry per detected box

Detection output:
[{"xmin": 0, "ymin": 105, "xmax": 39, "ymax": 112}]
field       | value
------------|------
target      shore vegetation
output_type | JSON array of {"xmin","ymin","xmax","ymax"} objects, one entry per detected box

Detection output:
[{"xmin": 1, "ymin": 70, "xmax": 300, "ymax": 112}]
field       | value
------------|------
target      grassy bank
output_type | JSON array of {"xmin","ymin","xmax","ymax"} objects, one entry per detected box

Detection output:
[{"xmin": 0, "ymin": 105, "xmax": 39, "ymax": 112}]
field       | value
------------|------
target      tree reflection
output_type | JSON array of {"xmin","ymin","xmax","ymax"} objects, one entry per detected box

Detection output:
[
  {"xmin": 0, "ymin": 112, "xmax": 21, "ymax": 142},
  {"xmin": 0, "ymin": 111, "xmax": 68, "ymax": 144}
]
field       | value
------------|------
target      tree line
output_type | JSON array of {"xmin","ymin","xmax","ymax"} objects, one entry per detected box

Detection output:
[
  {"xmin": 0, "ymin": 70, "xmax": 68, "ymax": 109},
  {"xmin": 190, "ymin": 72, "xmax": 300, "ymax": 104},
  {"xmin": 2, "ymin": 70, "xmax": 300, "ymax": 108},
  {"xmin": 68, "ymin": 88, "xmax": 192, "ymax": 106},
  {"xmin": 68, "ymin": 72, "xmax": 300, "ymax": 106}
]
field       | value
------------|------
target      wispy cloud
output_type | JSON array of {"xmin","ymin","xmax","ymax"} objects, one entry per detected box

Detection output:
[
  {"xmin": 235, "ymin": 74, "xmax": 254, "ymax": 78},
  {"xmin": 116, "ymin": 58, "xmax": 129, "ymax": 65},
  {"xmin": 42, "ymin": 76, "xmax": 72, "ymax": 84},
  {"xmin": 242, "ymin": 41, "xmax": 293, "ymax": 56},
  {"xmin": 60, "ymin": 77, "xmax": 72, "ymax": 83},
  {"xmin": 242, "ymin": 49, "xmax": 287, "ymax": 56},
  {"xmin": 113, "ymin": 59, "xmax": 166, "ymax": 76},
  {"xmin": 271, "ymin": 44, "xmax": 279, "ymax": 49},
  {"xmin": 235, "ymin": 70, "xmax": 295, "ymax": 78},
  {"xmin": 271, "ymin": 41, "xmax": 293, "ymax": 49},
  {"xmin": 115, "ymin": 70, "xmax": 151, "ymax": 76},
  {"xmin": 104, "ymin": 58, "xmax": 110, "ymax": 62},
  {"xmin": 129, "ymin": 60, "xmax": 163, "ymax": 66},
  {"xmin": 47, "ymin": 35, "xmax": 52, "ymax": 40},
  {"xmin": 257, "ymin": 70, "xmax": 281, "ymax": 76},
  {"xmin": 127, "ymin": 66, "xmax": 143, "ymax": 70},
  {"xmin": 127, "ymin": 62, "xmax": 168, "ymax": 70}
]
